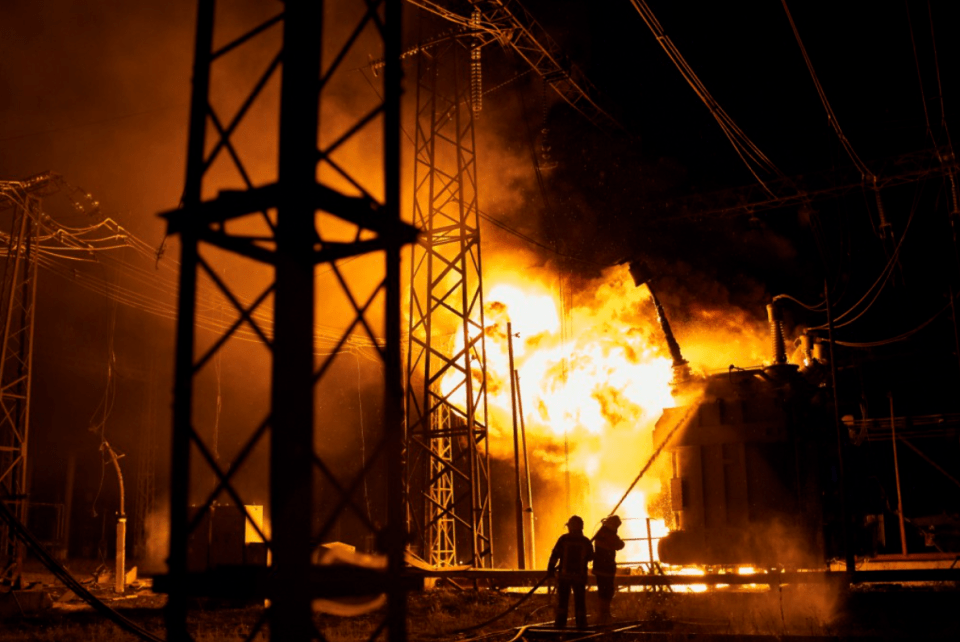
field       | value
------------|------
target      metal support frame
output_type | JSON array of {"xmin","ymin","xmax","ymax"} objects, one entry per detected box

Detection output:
[
  {"xmin": 405, "ymin": 34, "xmax": 492, "ymax": 569},
  {"xmin": 0, "ymin": 187, "xmax": 39, "ymax": 585},
  {"xmin": 405, "ymin": 0, "xmax": 624, "ymax": 135},
  {"xmin": 161, "ymin": 2, "xmax": 411, "ymax": 640}
]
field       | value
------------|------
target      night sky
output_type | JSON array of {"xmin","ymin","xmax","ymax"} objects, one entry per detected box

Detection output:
[{"xmin": 3, "ymin": 0, "xmax": 960, "ymax": 560}]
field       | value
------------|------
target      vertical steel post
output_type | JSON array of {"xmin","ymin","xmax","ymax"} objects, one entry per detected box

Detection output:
[
  {"xmin": 385, "ymin": 3, "xmax": 406, "ymax": 636},
  {"xmin": 116, "ymin": 518, "xmax": 126, "ymax": 594},
  {"xmin": 825, "ymin": 281, "xmax": 855, "ymax": 576},
  {"xmin": 166, "ymin": 1, "xmax": 212, "ymax": 635},
  {"xmin": 271, "ymin": 2, "xmax": 322, "ymax": 637},
  {"xmin": 104, "ymin": 443, "xmax": 126, "ymax": 594},
  {"xmin": 515, "ymin": 370, "xmax": 535, "ymax": 568},
  {"xmin": 888, "ymin": 394, "xmax": 908, "ymax": 556},
  {"xmin": 646, "ymin": 517, "xmax": 654, "ymax": 565},
  {"xmin": 166, "ymin": 3, "xmax": 409, "ymax": 638},
  {"xmin": 507, "ymin": 322, "xmax": 525, "ymax": 569}
]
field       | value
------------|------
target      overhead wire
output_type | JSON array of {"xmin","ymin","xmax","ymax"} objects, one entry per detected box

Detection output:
[
  {"xmin": 356, "ymin": 50, "xmax": 606, "ymax": 267},
  {"xmin": 781, "ymin": 0, "xmax": 873, "ymax": 181},
  {"xmin": 628, "ymin": 0, "xmax": 788, "ymax": 197},
  {"xmin": 807, "ymin": 177, "xmax": 927, "ymax": 335},
  {"xmin": 834, "ymin": 299, "xmax": 948, "ymax": 348},
  {"xmin": 809, "ymin": 215, "xmax": 908, "ymax": 332},
  {"xmin": 2, "ymin": 211, "xmax": 382, "ymax": 356},
  {"xmin": 772, "ymin": 293, "xmax": 825, "ymax": 312}
]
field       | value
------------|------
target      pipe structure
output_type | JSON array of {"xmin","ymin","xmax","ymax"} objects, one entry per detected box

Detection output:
[
  {"xmin": 102, "ymin": 442, "xmax": 125, "ymax": 594},
  {"xmin": 889, "ymin": 394, "xmax": 908, "ymax": 555},
  {"xmin": 825, "ymin": 281, "xmax": 855, "ymax": 577},
  {"xmin": 514, "ymin": 369, "xmax": 535, "ymax": 568},
  {"xmin": 507, "ymin": 323, "xmax": 525, "ymax": 569}
]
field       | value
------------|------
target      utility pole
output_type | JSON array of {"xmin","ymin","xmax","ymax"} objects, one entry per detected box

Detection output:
[
  {"xmin": 507, "ymin": 323, "xmax": 525, "ymax": 569},
  {"xmin": 102, "ymin": 442, "xmax": 126, "ymax": 594},
  {"xmin": 515, "ymin": 369, "xmax": 536, "ymax": 567},
  {"xmin": 825, "ymin": 281, "xmax": 855, "ymax": 578}
]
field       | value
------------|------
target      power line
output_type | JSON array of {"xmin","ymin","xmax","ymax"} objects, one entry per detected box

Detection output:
[
  {"xmin": 781, "ymin": 0, "xmax": 873, "ymax": 181},
  {"xmin": 628, "ymin": 0, "xmax": 788, "ymax": 197},
  {"xmin": 2, "ymin": 202, "xmax": 383, "ymax": 356},
  {"xmin": 834, "ymin": 299, "xmax": 949, "ymax": 348}
]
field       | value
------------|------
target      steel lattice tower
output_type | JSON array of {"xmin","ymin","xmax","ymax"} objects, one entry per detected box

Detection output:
[
  {"xmin": 159, "ymin": 2, "xmax": 412, "ymax": 640},
  {"xmin": 0, "ymin": 178, "xmax": 45, "ymax": 586},
  {"xmin": 405, "ymin": 35, "xmax": 492, "ymax": 569}
]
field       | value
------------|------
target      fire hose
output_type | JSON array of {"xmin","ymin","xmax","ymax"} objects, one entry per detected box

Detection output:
[
  {"xmin": 438, "ymin": 404, "xmax": 698, "ymax": 638},
  {"xmin": 444, "ymin": 573, "xmax": 551, "ymax": 635},
  {"xmin": 448, "ymin": 406, "xmax": 696, "ymax": 637},
  {"xmin": 606, "ymin": 404, "xmax": 696, "ymax": 519},
  {"xmin": 0, "ymin": 495, "xmax": 164, "ymax": 642}
]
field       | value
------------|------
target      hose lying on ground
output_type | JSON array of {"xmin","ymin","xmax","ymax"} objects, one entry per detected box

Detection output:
[
  {"xmin": 445, "ymin": 573, "xmax": 551, "ymax": 635},
  {"xmin": 440, "ymin": 404, "xmax": 698, "ymax": 637},
  {"xmin": 0, "ymin": 496, "xmax": 164, "ymax": 642}
]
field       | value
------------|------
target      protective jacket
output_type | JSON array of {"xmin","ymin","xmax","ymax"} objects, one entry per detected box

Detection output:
[
  {"xmin": 548, "ymin": 532, "xmax": 593, "ymax": 580},
  {"xmin": 592, "ymin": 525, "xmax": 625, "ymax": 575}
]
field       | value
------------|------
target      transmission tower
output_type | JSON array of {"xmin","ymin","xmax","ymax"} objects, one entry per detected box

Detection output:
[
  {"xmin": 0, "ymin": 176, "xmax": 47, "ymax": 586},
  {"xmin": 158, "ymin": 2, "xmax": 412, "ymax": 641},
  {"xmin": 402, "ymin": 0, "xmax": 627, "ymax": 568},
  {"xmin": 405, "ymin": 25, "xmax": 493, "ymax": 568}
]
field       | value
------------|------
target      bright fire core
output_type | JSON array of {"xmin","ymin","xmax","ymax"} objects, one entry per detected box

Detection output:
[{"xmin": 476, "ymin": 265, "xmax": 679, "ymax": 565}]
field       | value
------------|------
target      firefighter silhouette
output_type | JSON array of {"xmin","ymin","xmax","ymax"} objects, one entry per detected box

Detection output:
[
  {"xmin": 592, "ymin": 514, "xmax": 625, "ymax": 623},
  {"xmin": 547, "ymin": 515, "xmax": 594, "ymax": 629}
]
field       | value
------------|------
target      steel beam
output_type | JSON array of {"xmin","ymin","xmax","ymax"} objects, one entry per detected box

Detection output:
[
  {"xmin": 0, "ymin": 188, "xmax": 39, "ymax": 588},
  {"xmin": 163, "ymin": 2, "xmax": 411, "ymax": 640}
]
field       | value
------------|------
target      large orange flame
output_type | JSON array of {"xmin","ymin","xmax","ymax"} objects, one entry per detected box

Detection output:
[
  {"xmin": 480, "ymin": 264, "xmax": 678, "ymax": 564},
  {"xmin": 432, "ymin": 259, "xmax": 769, "ymax": 567}
]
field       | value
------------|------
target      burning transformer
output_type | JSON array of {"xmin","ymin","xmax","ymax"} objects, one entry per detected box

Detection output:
[
  {"xmin": 628, "ymin": 261, "xmax": 847, "ymax": 570},
  {"xmin": 640, "ymin": 273, "xmax": 960, "ymax": 569},
  {"xmin": 653, "ymin": 357, "xmax": 829, "ymax": 569}
]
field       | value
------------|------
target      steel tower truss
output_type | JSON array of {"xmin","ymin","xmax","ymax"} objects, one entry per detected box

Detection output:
[
  {"xmin": 405, "ymin": 35, "xmax": 492, "ymax": 569},
  {"xmin": 0, "ymin": 181, "xmax": 42, "ymax": 584},
  {"xmin": 406, "ymin": 0, "xmax": 625, "ymax": 136},
  {"xmin": 160, "ymin": 2, "xmax": 413, "ymax": 641}
]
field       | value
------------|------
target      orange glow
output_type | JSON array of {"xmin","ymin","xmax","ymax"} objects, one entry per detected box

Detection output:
[
  {"xmin": 479, "ymin": 264, "xmax": 684, "ymax": 562},
  {"xmin": 431, "ymin": 260, "xmax": 765, "ymax": 569},
  {"xmin": 675, "ymin": 567, "xmax": 708, "ymax": 593}
]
